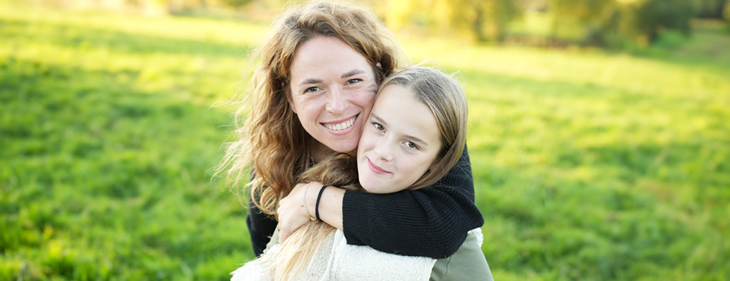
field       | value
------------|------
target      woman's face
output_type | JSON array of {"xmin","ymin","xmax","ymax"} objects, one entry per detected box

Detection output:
[
  {"xmin": 288, "ymin": 36, "xmax": 378, "ymax": 157},
  {"xmin": 357, "ymin": 85, "xmax": 442, "ymax": 194}
]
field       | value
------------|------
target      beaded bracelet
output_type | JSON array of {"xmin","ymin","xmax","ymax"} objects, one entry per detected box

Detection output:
[
  {"xmin": 302, "ymin": 182, "xmax": 315, "ymax": 221},
  {"xmin": 315, "ymin": 185, "xmax": 330, "ymax": 222}
]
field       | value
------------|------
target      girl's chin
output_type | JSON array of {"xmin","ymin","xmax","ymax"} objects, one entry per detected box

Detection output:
[{"xmin": 359, "ymin": 181, "xmax": 378, "ymax": 193}]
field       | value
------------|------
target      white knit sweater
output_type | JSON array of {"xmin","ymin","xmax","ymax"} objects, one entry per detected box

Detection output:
[
  {"xmin": 231, "ymin": 228, "xmax": 484, "ymax": 281},
  {"xmin": 231, "ymin": 229, "xmax": 439, "ymax": 281}
]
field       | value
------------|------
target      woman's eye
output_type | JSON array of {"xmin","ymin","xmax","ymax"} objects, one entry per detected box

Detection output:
[
  {"xmin": 405, "ymin": 141, "xmax": 418, "ymax": 149},
  {"xmin": 373, "ymin": 123, "xmax": 384, "ymax": 131},
  {"xmin": 304, "ymin": 86, "xmax": 320, "ymax": 93}
]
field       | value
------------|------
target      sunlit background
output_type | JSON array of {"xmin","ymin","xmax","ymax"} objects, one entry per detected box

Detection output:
[{"xmin": 2, "ymin": 0, "xmax": 729, "ymax": 280}]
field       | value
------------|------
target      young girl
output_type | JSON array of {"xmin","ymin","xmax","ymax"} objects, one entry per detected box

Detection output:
[{"xmin": 231, "ymin": 67, "xmax": 492, "ymax": 281}]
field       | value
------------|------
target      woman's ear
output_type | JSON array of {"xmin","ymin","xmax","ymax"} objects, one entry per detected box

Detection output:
[{"xmin": 284, "ymin": 82, "xmax": 297, "ymax": 114}]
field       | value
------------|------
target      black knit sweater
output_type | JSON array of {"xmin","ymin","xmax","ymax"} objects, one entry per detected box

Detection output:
[{"xmin": 246, "ymin": 147, "xmax": 484, "ymax": 259}]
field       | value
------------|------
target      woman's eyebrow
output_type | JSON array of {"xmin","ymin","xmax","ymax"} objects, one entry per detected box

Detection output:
[
  {"xmin": 297, "ymin": 69, "xmax": 364, "ymax": 86},
  {"xmin": 299, "ymin": 78, "xmax": 322, "ymax": 86},
  {"xmin": 341, "ymin": 69, "xmax": 365, "ymax": 79}
]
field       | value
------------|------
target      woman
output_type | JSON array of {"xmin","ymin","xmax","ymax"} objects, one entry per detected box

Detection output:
[{"xmin": 219, "ymin": 0, "xmax": 483, "ymax": 262}]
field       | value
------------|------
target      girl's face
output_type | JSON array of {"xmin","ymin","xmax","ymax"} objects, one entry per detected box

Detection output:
[
  {"xmin": 288, "ymin": 36, "xmax": 378, "ymax": 158},
  {"xmin": 357, "ymin": 85, "xmax": 442, "ymax": 194}
]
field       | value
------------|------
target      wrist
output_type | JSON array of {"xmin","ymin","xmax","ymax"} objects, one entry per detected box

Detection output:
[
  {"xmin": 306, "ymin": 182, "xmax": 324, "ymax": 219},
  {"xmin": 313, "ymin": 186, "xmax": 345, "ymax": 230},
  {"xmin": 315, "ymin": 185, "xmax": 330, "ymax": 222},
  {"xmin": 302, "ymin": 182, "xmax": 315, "ymax": 220}
]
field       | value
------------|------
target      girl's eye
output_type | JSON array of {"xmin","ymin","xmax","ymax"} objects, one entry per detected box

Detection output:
[
  {"xmin": 304, "ymin": 86, "xmax": 320, "ymax": 93},
  {"xmin": 346, "ymin": 78, "xmax": 362, "ymax": 85},
  {"xmin": 373, "ymin": 123, "xmax": 384, "ymax": 131},
  {"xmin": 405, "ymin": 141, "xmax": 419, "ymax": 149}
]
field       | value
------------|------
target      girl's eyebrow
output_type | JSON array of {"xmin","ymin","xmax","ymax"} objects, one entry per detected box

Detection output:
[
  {"xmin": 371, "ymin": 113, "xmax": 429, "ymax": 146},
  {"xmin": 370, "ymin": 113, "xmax": 388, "ymax": 126},
  {"xmin": 405, "ymin": 133, "xmax": 428, "ymax": 146}
]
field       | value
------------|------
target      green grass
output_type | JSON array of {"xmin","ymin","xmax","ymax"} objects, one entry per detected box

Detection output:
[
  {"xmin": 2, "ymin": 2, "xmax": 730, "ymax": 280},
  {"xmin": 0, "ymin": 3, "xmax": 262, "ymax": 280}
]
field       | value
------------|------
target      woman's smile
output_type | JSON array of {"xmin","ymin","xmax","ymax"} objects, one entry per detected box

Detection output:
[{"xmin": 322, "ymin": 114, "xmax": 358, "ymax": 133}]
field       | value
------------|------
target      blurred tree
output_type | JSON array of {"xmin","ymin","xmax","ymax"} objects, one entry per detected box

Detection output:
[
  {"xmin": 548, "ymin": 0, "xmax": 616, "ymax": 45},
  {"xmin": 478, "ymin": 0, "xmax": 525, "ymax": 41},
  {"xmin": 218, "ymin": 0, "xmax": 252, "ymax": 9},
  {"xmin": 384, "ymin": 0, "xmax": 524, "ymax": 42},
  {"xmin": 627, "ymin": 0, "xmax": 696, "ymax": 42},
  {"xmin": 549, "ymin": 0, "xmax": 697, "ymax": 47},
  {"xmin": 695, "ymin": 0, "xmax": 726, "ymax": 18}
]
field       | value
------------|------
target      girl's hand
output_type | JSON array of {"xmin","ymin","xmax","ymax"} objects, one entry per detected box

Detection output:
[{"xmin": 277, "ymin": 181, "xmax": 322, "ymax": 243}]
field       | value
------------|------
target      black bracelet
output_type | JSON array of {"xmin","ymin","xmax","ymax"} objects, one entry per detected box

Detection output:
[{"xmin": 315, "ymin": 185, "xmax": 330, "ymax": 222}]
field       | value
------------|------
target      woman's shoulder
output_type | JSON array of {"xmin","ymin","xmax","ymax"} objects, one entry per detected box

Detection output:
[{"xmin": 430, "ymin": 227, "xmax": 493, "ymax": 281}]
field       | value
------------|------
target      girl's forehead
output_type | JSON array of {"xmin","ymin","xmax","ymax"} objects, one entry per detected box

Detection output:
[
  {"xmin": 375, "ymin": 84, "xmax": 415, "ymax": 104},
  {"xmin": 374, "ymin": 85, "xmax": 425, "ymax": 121},
  {"xmin": 372, "ymin": 84, "xmax": 440, "ymax": 146}
]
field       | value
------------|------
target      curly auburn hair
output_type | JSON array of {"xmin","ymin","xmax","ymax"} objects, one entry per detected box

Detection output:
[{"xmin": 218, "ymin": 0, "xmax": 409, "ymax": 215}]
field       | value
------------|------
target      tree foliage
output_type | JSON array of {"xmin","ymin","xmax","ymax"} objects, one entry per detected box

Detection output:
[
  {"xmin": 383, "ymin": 0, "xmax": 524, "ymax": 42},
  {"xmin": 548, "ymin": 0, "xmax": 697, "ymax": 47},
  {"xmin": 218, "ymin": 0, "xmax": 253, "ymax": 9},
  {"xmin": 549, "ymin": 0, "xmax": 616, "ymax": 45},
  {"xmin": 695, "ymin": 0, "xmax": 727, "ymax": 18},
  {"xmin": 383, "ymin": 0, "xmax": 702, "ymax": 46},
  {"xmin": 628, "ymin": 0, "xmax": 696, "ymax": 41}
]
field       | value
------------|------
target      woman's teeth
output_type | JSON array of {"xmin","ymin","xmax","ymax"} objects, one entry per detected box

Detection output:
[{"xmin": 325, "ymin": 116, "xmax": 356, "ymax": 131}]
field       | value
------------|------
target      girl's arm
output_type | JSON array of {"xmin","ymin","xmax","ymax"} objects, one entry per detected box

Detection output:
[{"xmin": 277, "ymin": 146, "xmax": 483, "ymax": 259}]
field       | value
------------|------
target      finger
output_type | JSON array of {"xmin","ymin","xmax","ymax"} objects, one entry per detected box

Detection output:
[{"xmin": 279, "ymin": 229, "xmax": 289, "ymax": 244}]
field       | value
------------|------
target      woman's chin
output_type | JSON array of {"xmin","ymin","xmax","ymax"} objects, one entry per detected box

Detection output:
[{"xmin": 326, "ymin": 138, "xmax": 359, "ymax": 153}]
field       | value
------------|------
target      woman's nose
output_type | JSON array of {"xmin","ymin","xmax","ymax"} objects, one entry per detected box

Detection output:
[{"xmin": 325, "ymin": 87, "xmax": 348, "ymax": 115}]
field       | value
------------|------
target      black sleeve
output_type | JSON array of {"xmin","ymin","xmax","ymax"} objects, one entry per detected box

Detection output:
[
  {"xmin": 341, "ymin": 146, "xmax": 483, "ymax": 259},
  {"xmin": 245, "ymin": 196, "xmax": 278, "ymax": 257}
]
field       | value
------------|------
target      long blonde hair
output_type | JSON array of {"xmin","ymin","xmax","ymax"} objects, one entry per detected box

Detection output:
[
  {"xmin": 217, "ymin": 0, "xmax": 409, "ymax": 215},
  {"xmin": 268, "ymin": 153, "xmax": 359, "ymax": 281},
  {"xmin": 269, "ymin": 67, "xmax": 468, "ymax": 280}
]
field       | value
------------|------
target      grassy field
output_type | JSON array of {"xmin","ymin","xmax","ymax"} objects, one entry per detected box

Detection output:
[{"xmin": 2, "ymin": 2, "xmax": 729, "ymax": 280}]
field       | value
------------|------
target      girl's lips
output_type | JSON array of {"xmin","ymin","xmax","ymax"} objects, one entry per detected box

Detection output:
[{"xmin": 367, "ymin": 158, "xmax": 390, "ymax": 174}]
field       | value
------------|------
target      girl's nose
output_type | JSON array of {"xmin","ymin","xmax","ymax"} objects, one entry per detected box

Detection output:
[{"xmin": 374, "ymin": 139, "xmax": 394, "ymax": 162}]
